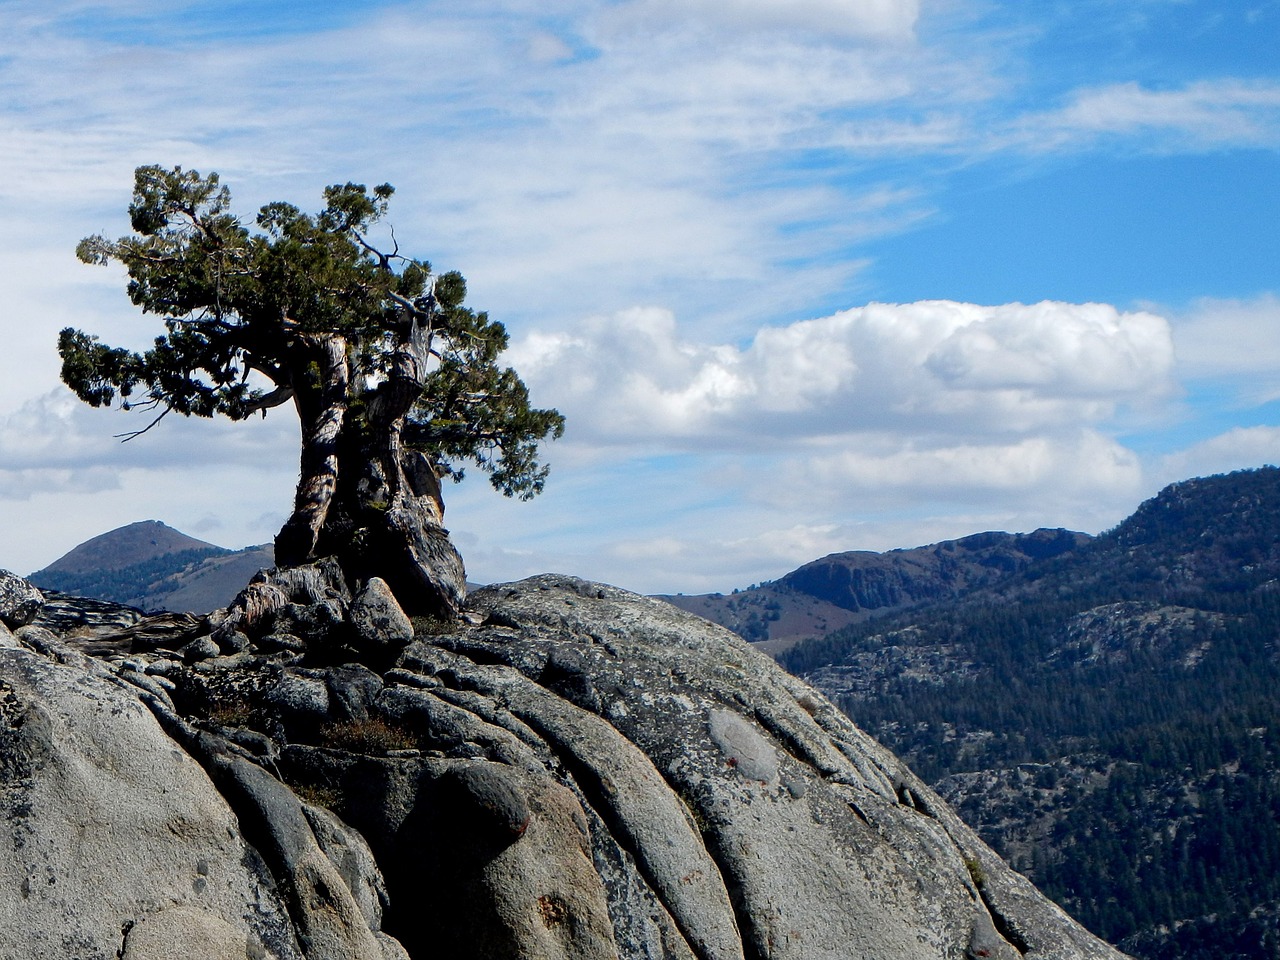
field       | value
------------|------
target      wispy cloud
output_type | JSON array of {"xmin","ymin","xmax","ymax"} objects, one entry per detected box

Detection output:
[
  {"xmin": 1017, "ymin": 80, "xmax": 1280, "ymax": 152},
  {"xmin": 1159, "ymin": 425, "xmax": 1280, "ymax": 488},
  {"xmin": 598, "ymin": 0, "xmax": 921, "ymax": 43}
]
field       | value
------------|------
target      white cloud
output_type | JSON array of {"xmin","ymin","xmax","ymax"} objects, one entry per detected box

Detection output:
[
  {"xmin": 445, "ymin": 424, "xmax": 1150, "ymax": 593},
  {"xmin": 511, "ymin": 300, "xmax": 1177, "ymax": 445},
  {"xmin": 0, "ymin": 389, "xmax": 299, "ymax": 475},
  {"xmin": 477, "ymin": 299, "xmax": 1174, "ymax": 591},
  {"xmin": 1158, "ymin": 426, "xmax": 1280, "ymax": 487},
  {"xmin": 776, "ymin": 429, "xmax": 1145, "ymax": 508},
  {"xmin": 924, "ymin": 301, "xmax": 1171, "ymax": 396},
  {"xmin": 1172, "ymin": 294, "xmax": 1280, "ymax": 379},
  {"xmin": 1027, "ymin": 80, "xmax": 1280, "ymax": 151},
  {"xmin": 595, "ymin": 0, "xmax": 920, "ymax": 43}
]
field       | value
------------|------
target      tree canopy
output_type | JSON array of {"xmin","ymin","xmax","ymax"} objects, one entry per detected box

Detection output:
[{"xmin": 61, "ymin": 164, "xmax": 564, "ymax": 615}]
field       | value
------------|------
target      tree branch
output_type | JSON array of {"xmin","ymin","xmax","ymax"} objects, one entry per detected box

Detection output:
[
  {"xmin": 242, "ymin": 384, "xmax": 295, "ymax": 415},
  {"xmin": 114, "ymin": 406, "xmax": 172, "ymax": 442}
]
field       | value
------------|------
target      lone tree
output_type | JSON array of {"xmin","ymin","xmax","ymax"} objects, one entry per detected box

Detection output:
[{"xmin": 60, "ymin": 164, "xmax": 563, "ymax": 618}]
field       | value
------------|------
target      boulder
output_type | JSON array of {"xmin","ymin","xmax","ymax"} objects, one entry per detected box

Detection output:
[
  {"xmin": 0, "ymin": 569, "xmax": 44, "ymax": 628},
  {"xmin": 398, "ymin": 575, "xmax": 1131, "ymax": 960},
  {"xmin": 0, "ymin": 639, "xmax": 302, "ymax": 959},
  {"xmin": 278, "ymin": 575, "xmax": 1130, "ymax": 960},
  {"xmin": 349, "ymin": 577, "xmax": 415, "ymax": 659}
]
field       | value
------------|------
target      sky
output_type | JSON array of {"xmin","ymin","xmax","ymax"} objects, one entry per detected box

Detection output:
[{"xmin": 1, "ymin": 0, "xmax": 1278, "ymax": 595}]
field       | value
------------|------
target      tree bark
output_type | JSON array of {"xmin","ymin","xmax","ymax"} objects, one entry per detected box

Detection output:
[
  {"xmin": 335, "ymin": 311, "xmax": 467, "ymax": 617},
  {"xmin": 274, "ymin": 322, "xmax": 467, "ymax": 620},
  {"xmin": 274, "ymin": 335, "xmax": 350, "ymax": 568}
]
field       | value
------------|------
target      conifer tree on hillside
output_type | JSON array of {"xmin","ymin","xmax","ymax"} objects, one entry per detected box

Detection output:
[{"xmin": 59, "ymin": 165, "xmax": 563, "ymax": 617}]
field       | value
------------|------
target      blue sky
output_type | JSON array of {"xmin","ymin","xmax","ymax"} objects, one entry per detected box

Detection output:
[{"xmin": 1, "ymin": 0, "xmax": 1278, "ymax": 594}]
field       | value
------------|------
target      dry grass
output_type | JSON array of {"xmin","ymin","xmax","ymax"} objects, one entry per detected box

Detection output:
[{"xmin": 320, "ymin": 716, "xmax": 419, "ymax": 755}]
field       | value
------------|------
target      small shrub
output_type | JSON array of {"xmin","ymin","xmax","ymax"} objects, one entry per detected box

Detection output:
[
  {"xmin": 410, "ymin": 614, "xmax": 456, "ymax": 636},
  {"xmin": 795, "ymin": 693, "xmax": 821, "ymax": 716},
  {"xmin": 206, "ymin": 701, "xmax": 254, "ymax": 728},
  {"xmin": 964, "ymin": 856, "xmax": 986, "ymax": 890},
  {"xmin": 294, "ymin": 781, "xmax": 344, "ymax": 814},
  {"xmin": 320, "ymin": 716, "xmax": 419, "ymax": 755}
]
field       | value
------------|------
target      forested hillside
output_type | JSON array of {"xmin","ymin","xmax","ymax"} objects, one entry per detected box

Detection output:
[
  {"xmin": 27, "ymin": 520, "xmax": 271, "ymax": 613},
  {"xmin": 782, "ymin": 467, "xmax": 1280, "ymax": 959},
  {"xmin": 661, "ymin": 527, "xmax": 1090, "ymax": 651}
]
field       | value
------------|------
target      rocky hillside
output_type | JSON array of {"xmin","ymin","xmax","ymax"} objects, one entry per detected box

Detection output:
[
  {"xmin": 28, "ymin": 520, "xmax": 273, "ymax": 613},
  {"xmin": 138, "ymin": 544, "xmax": 275, "ymax": 612},
  {"xmin": 782, "ymin": 467, "xmax": 1280, "ymax": 960},
  {"xmin": 659, "ymin": 528, "xmax": 1090, "ymax": 652},
  {"xmin": 0, "ymin": 565, "xmax": 1126, "ymax": 960}
]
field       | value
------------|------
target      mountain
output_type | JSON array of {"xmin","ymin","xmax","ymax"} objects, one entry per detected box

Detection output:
[
  {"xmin": 29, "ymin": 520, "xmax": 273, "ymax": 613},
  {"xmin": 779, "ymin": 466, "xmax": 1280, "ymax": 960},
  {"xmin": 659, "ymin": 527, "xmax": 1090, "ymax": 653},
  {"xmin": 35, "ymin": 519, "xmax": 221, "ymax": 575}
]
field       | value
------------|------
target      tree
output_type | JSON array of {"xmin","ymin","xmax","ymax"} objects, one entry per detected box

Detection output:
[{"xmin": 60, "ymin": 165, "xmax": 563, "ymax": 617}]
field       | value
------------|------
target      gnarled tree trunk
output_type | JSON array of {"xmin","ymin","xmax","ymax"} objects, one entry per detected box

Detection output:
[{"xmin": 274, "ymin": 326, "xmax": 468, "ymax": 620}]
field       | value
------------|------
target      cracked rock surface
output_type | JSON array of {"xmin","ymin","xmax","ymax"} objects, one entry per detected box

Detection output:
[{"xmin": 0, "ymin": 572, "xmax": 1129, "ymax": 960}]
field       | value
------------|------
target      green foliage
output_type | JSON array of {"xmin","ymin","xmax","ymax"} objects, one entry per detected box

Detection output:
[
  {"xmin": 963, "ymin": 857, "xmax": 986, "ymax": 890},
  {"xmin": 61, "ymin": 163, "xmax": 563, "ymax": 496}
]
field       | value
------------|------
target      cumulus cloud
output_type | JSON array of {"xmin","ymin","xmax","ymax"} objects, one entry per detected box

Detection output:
[
  {"xmin": 475, "ymin": 298, "xmax": 1175, "ymax": 591},
  {"xmin": 510, "ymin": 300, "xmax": 1177, "ymax": 445},
  {"xmin": 774, "ymin": 429, "xmax": 1145, "ymax": 508}
]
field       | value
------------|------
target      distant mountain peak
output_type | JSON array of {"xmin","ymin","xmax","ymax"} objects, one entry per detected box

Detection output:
[
  {"xmin": 34, "ymin": 520, "xmax": 224, "ymax": 576},
  {"xmin": 27, "ymin": 521, "xmax": 271, "ymax": 614}
]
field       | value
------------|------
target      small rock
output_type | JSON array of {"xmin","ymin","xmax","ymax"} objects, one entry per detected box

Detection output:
[
  {"xmin": 216, "ymin": 630, "xmax": 251, "ymax": 655},
  {"xmin": 264, "ymin": 670, "xmax": 332, "ymax": 733},
  {"xmin": 179, "ymin": 635, "xmax": 221, "ymax": 664},
  {"xmin": 444, "ymin": 760, "xmax": 534, "ymax": 846},
  {"xmin": 258, "ymin": 632, "xmax": 306, "ymax": 654},
  {"xmin": 784, "ymin": 777, "xmax": 808, "ymax": 799},
  {"xmin": 273, "ymin": 600, "xmax": 346, "ymax": 641},
  {"xmin": 144, "ymin": 658, "xmax": 182, "ymax": 677},
  {"xmin": 325, "ymin": 664, "xmax": 384, "ymax": 723}
]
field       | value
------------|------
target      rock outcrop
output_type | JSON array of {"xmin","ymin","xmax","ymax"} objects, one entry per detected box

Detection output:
[
  {"xmin": 0, "ymin": 568, "xmax": 45, "ymax": 628},
  {"xmin": 0, "ymin": 568, "xmax": 1129, "ymax": 960}
]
